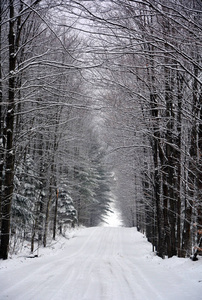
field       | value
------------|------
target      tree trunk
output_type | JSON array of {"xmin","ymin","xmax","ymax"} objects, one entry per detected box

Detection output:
[
  {"xmin": 43, "ymin": 158, "xmax": 55, "ymax": 247},
  {"xmin": 0, "ymin": 1, "xmax": 16, "ymax": 259},
  {"xmin": 176, "ymin": 71, "xmax": 183, "ymax": 257},
  {"xmin": 0, "ymin": 1, "xmax": 4, "ymax": 232},
  {"xmin": 182, "ymin": 62, "xmax": 199, "ymax": 257},
  {"xmin": 150, "ymin": 94, "xmax": 164, "ymax": 258},
  {"xmin": 53, "ymin": 189, "xmax": 59, "ymax": 240},
  {"xmin": 43, "ymin": 186, "xmax": 52, "ymax": 248},
  {"xmin": 197, "ymin": 91, "xmax": 202, "ymax": 243}
]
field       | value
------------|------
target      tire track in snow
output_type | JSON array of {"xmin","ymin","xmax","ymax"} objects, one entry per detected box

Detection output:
[
  {"xmin": 0, "ymin": 227, "xmax": 99, "ymax": 300},
  {"xmin": 114, "ymin": 255, "xmax": 163, "ymax": 300},
  {"xmin": 0, "ymin": 227, "xmax": 186, "ymax": 300},
  {"xmin": 114, "ymin": 227, "xmax": 164, "ymax": 300}
]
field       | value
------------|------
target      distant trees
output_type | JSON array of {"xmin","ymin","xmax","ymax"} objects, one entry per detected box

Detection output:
[
  {"xmin": 0, "ymin": 0, "xmax": 112, "ymax": 259},
  {"xmin": 76, "ymin": 0, "xmax": 202, "ymax": 258},
  {"xmin": 0, "ymin": 0, "xmax": 201, "ymax": 260},
  {"xmin": 116, "ymin": 0, "xmax": 201, "ymax": 258}
]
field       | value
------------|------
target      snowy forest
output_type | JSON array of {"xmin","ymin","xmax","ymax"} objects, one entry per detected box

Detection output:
[{"xmin": 0, "ymin": 0, "xmax": 201, "ymax": 261}]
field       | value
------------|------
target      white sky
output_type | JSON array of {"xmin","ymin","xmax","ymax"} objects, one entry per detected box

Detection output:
[{"xmin": 102, "ymin": 200, "xmax": 123, "ymax": 227}]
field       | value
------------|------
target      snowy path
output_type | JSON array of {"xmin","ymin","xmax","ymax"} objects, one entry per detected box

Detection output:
[{"xmin": 0, "ymin": 227, "xmax": 202, "ymax": 300}]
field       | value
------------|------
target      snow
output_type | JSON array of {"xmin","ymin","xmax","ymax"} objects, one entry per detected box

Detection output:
[
  {"xmin": 0, "ymin": 227, "xmax": 202, "ymax": 300},
  {"xmin": 0, "ymin": 138, "xmax": 3, "ymax": 147}
]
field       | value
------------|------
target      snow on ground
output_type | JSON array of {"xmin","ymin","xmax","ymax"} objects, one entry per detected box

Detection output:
[{"xmin": 0, "ymin": 227, "xmax": 202, "ymax": 300}]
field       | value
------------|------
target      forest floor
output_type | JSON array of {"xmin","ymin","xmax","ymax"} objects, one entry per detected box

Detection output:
[{"xmin": 0, "ymin": 226, "xmax": 202, "ymax": 300}]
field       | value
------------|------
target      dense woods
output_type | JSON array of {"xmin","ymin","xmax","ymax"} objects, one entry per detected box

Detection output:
[{"xmin": 0, "ymin": 0, "xmax": 201, "ymax": 260}]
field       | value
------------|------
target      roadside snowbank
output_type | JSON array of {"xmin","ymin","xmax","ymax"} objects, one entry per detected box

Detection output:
[{"xmin": 0, "ymin": 227, "xmax": 201, "ymax": 300}]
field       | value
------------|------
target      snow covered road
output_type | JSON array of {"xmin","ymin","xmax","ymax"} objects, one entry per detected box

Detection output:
[{"xmin": 0, "ymin": 227, "xmax": 202, "ymax": 300}]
